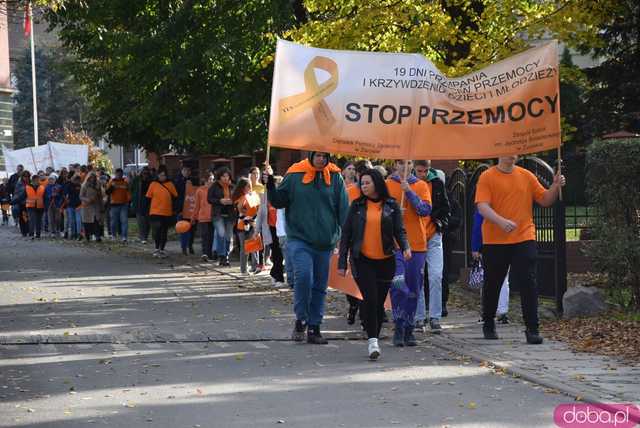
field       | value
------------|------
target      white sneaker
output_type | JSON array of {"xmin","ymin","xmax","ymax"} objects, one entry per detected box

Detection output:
[
  {"xmin": 368, "ymin": 338, "xmax": 380, "ymax": 360},
  {"xmin": 159, "ymin": 250, "xmax": 168, "ymax": 258},
  {"xmin": 141, "ymin": 240, "xmax": 147, "ymax": 244},
  {"xmin": 152, "ymin": 249, "xmax": 160, "ymax": 257}
]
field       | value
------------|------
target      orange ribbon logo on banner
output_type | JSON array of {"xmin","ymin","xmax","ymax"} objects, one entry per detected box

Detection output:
[{"xmin": 278, "ymin": 56, "xmax": 339, "ymax": 134}]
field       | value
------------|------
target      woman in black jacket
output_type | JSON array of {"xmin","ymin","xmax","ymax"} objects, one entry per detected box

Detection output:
[
  {"xmin": 338, "ymin": 168, "xmax": 411, "ymax": 360},
  {"xmin": 207, "ymin": 167, "xmax": 235, "ymax": 266}
]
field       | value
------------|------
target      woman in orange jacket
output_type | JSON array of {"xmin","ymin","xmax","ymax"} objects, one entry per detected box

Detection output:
[
  {"xmin": 145, "ymin": 170, "xmax": 177, "ymax": 258},
  {"xmin": 25, "ymin": 174, "xmax": 46, "ymax": 239},
  {"xmin": 192, "ymin": 174, "xmax": 214, "ymax": 261}
]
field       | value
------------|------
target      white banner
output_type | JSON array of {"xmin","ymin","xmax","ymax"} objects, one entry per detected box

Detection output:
[
  {"xmin": 48, "ymin": 142, "xmax": 88, "ymax": 170},
  {"xmin": 2, "ymin": 142, "xmax": 88, "ymax": 173}
]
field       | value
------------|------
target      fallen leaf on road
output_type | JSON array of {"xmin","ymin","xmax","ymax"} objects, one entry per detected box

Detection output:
[{"xmin": 467, "ymin": 402, "xmax": 477, "ymax": 409}]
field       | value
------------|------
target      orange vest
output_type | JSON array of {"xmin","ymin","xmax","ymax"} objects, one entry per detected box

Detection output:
[{"xmin": 26, "ymin": 185, "xmax": 45, "ymax": 209}]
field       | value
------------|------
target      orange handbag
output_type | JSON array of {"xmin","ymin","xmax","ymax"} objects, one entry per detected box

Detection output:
[{"xmin": 244, "ymin": 234, "xmax": 263, "ymax": 253}]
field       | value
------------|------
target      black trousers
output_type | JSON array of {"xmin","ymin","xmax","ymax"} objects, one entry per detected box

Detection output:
[
  {"xmin": 150, "ymin": 215, "xmax": 172, "ymax": 250},
  {"xmin": 353, "ymin": 255, "xmax": 395, "ymax": 339},
  {"xmin": 269, "ymin": 226, "xmax": 285, "ymax": 282},
  {"xmin": 482, "ymin": 240, "xmax": 538, "ymax": 330},
  {"xmin": 18, "ymin": 205, "xmax": 29, "ymax": 236},
  {"xmin": 27, "ymin": 208, "xmax": 44, "ymax": 238},
  {"xmin": 198, "ymin": 221, "xmax": 213, "ymax": 258},
  {"xmin": 83, "ymin": 221, "xmax": 102, "ymax": 241}
]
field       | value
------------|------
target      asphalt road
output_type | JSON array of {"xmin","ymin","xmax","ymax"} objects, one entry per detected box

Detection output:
[{"xmin": 0, "ymin": 227, "xmax": 571, "ymax": 427}]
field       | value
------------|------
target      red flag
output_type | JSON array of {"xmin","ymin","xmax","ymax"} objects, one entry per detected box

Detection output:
[{"xmin": 24, "ymin": 3, "xmax": 31, "ymax": 38}]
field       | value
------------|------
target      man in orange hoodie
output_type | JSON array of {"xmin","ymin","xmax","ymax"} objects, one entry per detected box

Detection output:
[{"xmin": 107, "ymin": 168, "xmax": 131, "ymax": 243}]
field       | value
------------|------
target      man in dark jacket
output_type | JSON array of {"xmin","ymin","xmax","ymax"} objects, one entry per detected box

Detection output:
[
  {"xmin": 8, "ymin": 164, "xmax": 24, "ymax": 226},
  {"xmin": 414, "ymin": 160, "xmax": 450, "ymax": 333},
  {"xmin": 131, "ymin": 167, "xmax": 152, "ymax": 243},
  {"xmin": 267, "ymin": 152, "xmax": 349, "ymax": 344}
]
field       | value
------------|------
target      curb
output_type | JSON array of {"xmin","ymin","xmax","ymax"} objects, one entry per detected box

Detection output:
[{"xmin": 428, "ymin": 333, "xmax": 640, "ymax": 423}]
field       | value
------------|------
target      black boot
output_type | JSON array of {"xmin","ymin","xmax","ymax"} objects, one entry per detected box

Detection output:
[
  {"xmin": 188, "ymin": 245, "xmax": 195, "ymax": 255},
  {"xmin": 291, "ymin": 320, "xmax": 306, "ymax": 342},
  {"xmin": 307, "ymin": 325, "xmax": 328, "ymax": 345},
  {"xmin": 483, "ymin": 320, "xmax": 499, "ymax": 340},
  {"xmin": 404, "ymin": 326, "xmax": 417, "ymax": 347},
  {"xmin": 393, "ymin": 323, "xmax": 405, "ymax": 347},
  {"xmin": 347, "ymin": 305, "xmax": 358, "ymax": 325},
  {"xmin": 525, "ymin": 329, "xmax": 543, "ymax": 344}
]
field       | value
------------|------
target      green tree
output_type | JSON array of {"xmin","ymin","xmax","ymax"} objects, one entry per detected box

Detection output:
[
  {"xmin": 289, "ymin": 0, "xmax": 617, "ymax": 76},
  {"xmin": 581, "ymin": 0, "xmax": 639, "ymax": 136},
  {"xmin": 12, "ymin": 48, "xmax": 89, "ymax": 149},
  {"xmin": 46, "ymin": 0, "xmax": 297, "ymax": 155}
]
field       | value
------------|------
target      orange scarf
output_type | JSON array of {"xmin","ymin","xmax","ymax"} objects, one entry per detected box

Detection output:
[
  {"xmin": 286, "ymin": 159, "xmax": 341, "ymax": 186},
  {"xmin": 221, "ymin": 182, "xmax": 230, "ymax": 199}
]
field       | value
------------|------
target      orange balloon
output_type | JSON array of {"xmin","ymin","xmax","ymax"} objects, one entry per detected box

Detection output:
[{"xmin": 175, "ymin": 220, "xmax": 191, "ymax": 234}]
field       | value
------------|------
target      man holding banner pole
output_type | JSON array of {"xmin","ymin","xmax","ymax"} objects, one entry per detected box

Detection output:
[
  {"xmin": 475, "ymin": 154, "xmax": 565, "ymax": 344},
  {"xmin": 386, "ymin": 160, "xmax": 432, "ymax": 347},
  {"xmin": 267, "ymin": 151, "xmax": 349, "ymax": 344}
]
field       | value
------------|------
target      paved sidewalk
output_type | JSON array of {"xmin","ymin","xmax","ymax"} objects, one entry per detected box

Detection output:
[{"xmin": 428, "ymin": 312, "xmax": 640, "ymax": 407}]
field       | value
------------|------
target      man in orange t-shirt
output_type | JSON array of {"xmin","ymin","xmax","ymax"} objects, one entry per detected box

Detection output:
[
  {"xmin": 475, "ymin": 155, "xmax": 565, "ymax": 344},
  {"xmin": 385, "ymin": 160, "xmax": 432, "ymax": 347},
  {"xmin": 107, "ymin": 168, "xmax": 131, "ymax": 242}
]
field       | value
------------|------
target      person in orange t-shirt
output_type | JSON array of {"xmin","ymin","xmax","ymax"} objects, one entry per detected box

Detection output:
[
  {"xmin": 475, "ymin": 155, "xmax": 565, "ymax": 344},
  {"xmin": 339, "ymin": 168, "xmax": 410, "ymax": 360},
  {"xmin": 343, "ymin": 159, "xmax": 373, "ymax": 324},
  {"xmin": 145, "ymin": 170, "xmax": 177, "ymax": 257},
  {"xmin": 385, "ymin": 160, "xmax": 432, "ymax": 347},
  {"xmin": 107, "ymin": 168, "xmax": 131, "ymax": 242},
  {"xmin": 192, "ymin": 174, "xmax": 214, "ymax": 261}
]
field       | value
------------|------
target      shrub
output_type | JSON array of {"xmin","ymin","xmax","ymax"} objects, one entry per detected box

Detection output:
[{"xmin": 585, "ymin": 138, "xmax": 640, "ymax": 310}]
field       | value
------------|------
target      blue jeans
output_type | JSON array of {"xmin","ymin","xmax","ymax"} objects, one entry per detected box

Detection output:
[
  {"xmin": 287, "ymin": 239, "xmax": 332, "ymax": 326},
  {"xmin": 416, "ymin": 233, "xmax": 444, "ymax": 321},
  {"xmin": 109, "ymin": 204, "xmax": 129, "ymax": 239},
  {"xmin": 67, "ymin": 207, "xmax": 82, "ymax": 238},
  {"xmin": 213, "ymin": 216, "xmax": 234, "ymax": 257},
  {"xmin": 390, "ymin": 250, "xmax": 427, "ymax": 329}
]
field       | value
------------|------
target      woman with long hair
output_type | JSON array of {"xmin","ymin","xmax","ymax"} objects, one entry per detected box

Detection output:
[
  {"xmin": 208, "ymin": 167, "xmax": 234, "ymax": 266},
  {"xmin": 232, "ymin": 177, "xmax": 260, "ymax": 274},
  {"xmin": 339, "ymin": 168, "xmax": 411, "ymax": 360},
  {"xmin": 80, "ymin": 171, "xmax": 104, "ymax": 242},
  {"xmin": 145, "ymin": 170, "xmax": 177, "ymax": 258}
]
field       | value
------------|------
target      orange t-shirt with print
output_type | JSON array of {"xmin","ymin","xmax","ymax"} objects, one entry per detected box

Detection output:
[
  {"xmin": 386, "ymin": 178, "xmax": 432, "ymax": 252},
  {"xmin": 146, "ymin": 181, "xmax": 177, "ymax": 216},
  {"xmin": 360, "ymin": 200, "xmax": 388, "ymax": 260},
  {"xmin": 346, "ymin": 184, "xmax": 361, "ymax": 204},
  {"xmin": 475, "ymin": 166, "xmax": 546, "ymax": 244}
]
